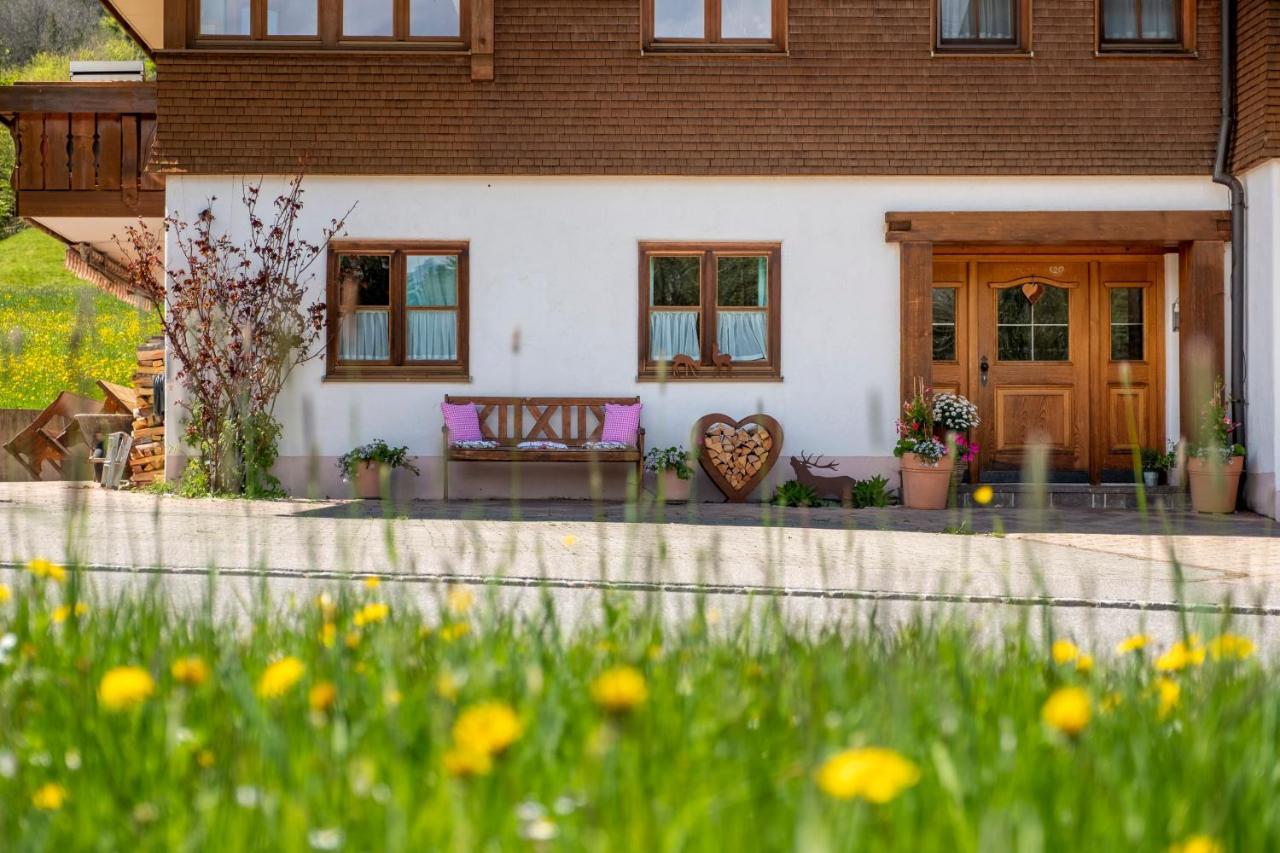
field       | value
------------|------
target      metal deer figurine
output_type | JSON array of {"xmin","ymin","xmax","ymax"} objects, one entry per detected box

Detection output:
[{"xmin": 789, "ymin": 451, "xmax": 857, "ymax": 504}]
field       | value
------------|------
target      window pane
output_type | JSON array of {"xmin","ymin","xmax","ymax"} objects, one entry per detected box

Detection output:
[
  {"xmin": 1111, "ymin": 324, "xmax": 1145, "ymax": 361},
  {"xmin": 722, "ymin": 0, "xmax": 771, "ymax": 39},
  {"xmin": 1141, "ymin": 0, "xmax": 1177, "ymax": 39},
  {"xmin": 344, "ymin": 0, "xmax": 394, "ymax": 36},
  {"xmin": 267, "ymin": 0, "xmax": 316, "ymax": 34},
  {"xmin": 1033, "ymin": 326, "xmax": 1069, "ymax": 361},
  {"xmin": 718, "ymin": 311, "xmax": 767, "ymax": 361},
  {"xmin": 407, "ymin": 256, "xmax": 457, "ymax": 306},
  {"xmin": 1110, "ymin": 287, "xmax": 1143, "ymax": 324},
  {"xmin": 407, "ymin": 311, "xmax": 457, "ymax": 360},
  {"xmin": 650, "ymin": 311, "xmax": 700, "ymax": 360},
  {"xmin": 651, "ymin": 256, "xmax": 701, "ymax": 306},
  {"xmin": 932, "ymin": 287, "xmax": 956, "ymax": 324},
  {"xmin": 200, "ymin": 0, "xmax": 251, "ymax": 34},
  {"xmin": 997, "ymin": 326, "xmax": 1031, "ymax": 361},
  {"xmin": 654, "ymin": 0, "xmax": 704, "ymax": 38},
  {"xmin": 340, "ymin": 310, "xmax": 390, "ymax": 361},
  {"xmin": 940, "ymin": 0, "xmax": 1014, "ymax": 40},
  {"xmin": 717, "ymin": 257, "xmax": 766, "ymax": 306},
  {"xmin": 1102, "ymin": 0, "xmax": 1138, "ymax": 38},
  {"xmin": 339, "ymin": 255, "xmax": 391, "ymax": 306},
  {"xmin": 410, "ymin": 0, "xmax": 461, "ymax": 36},
  {"xmin": 932, "ymin": 325, "xmax": 956, "ymax": 361},
  {"xmin": 1034, "ymin": 286, "xmax": 1069, "ymax": 324},
  {"xmin": 997, "ymin": 288, "xmax": 1031, "ymax": 324}
]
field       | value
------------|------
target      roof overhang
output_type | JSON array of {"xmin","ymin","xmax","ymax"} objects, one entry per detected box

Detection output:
[{"xmin": 99, "ymin": 0, "xmax": 164, "ymax": 56}]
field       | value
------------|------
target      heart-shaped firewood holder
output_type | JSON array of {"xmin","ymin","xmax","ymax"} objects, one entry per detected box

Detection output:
[{"xmin": 693, "ymin": 413, "xmax": 784, "ymax": 502}]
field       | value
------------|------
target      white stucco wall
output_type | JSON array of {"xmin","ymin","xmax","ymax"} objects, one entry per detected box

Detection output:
[
  {"xmin": 1242, "ymin": 161, "xmax": 1280, "ymax": 517},
  {"xmin": 163, "ymin": 175, "xmax": 1227, "ymax": 499}
]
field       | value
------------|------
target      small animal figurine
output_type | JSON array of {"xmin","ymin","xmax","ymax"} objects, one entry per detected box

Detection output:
[
  {"xmin": 789, "ymin": 451, "xmax": 858, "ymax": 505},
  {"xmin": 671, "ymin": 354, "xmax": 699, "ymax": 378},
  {"xmin": 712, "ymin": 347, "xmax": 733, "ymax": 373}
]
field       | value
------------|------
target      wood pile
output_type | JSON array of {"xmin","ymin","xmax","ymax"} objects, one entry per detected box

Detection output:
[
  {"xmin": 702, "ymin": 421, "xmax": 774, "ymax": 491},
  {"xmin": 128, "ymin": 335, "xmax": 165, "ymax": 487}
]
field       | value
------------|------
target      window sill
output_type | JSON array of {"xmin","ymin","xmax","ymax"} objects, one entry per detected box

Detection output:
[
  {"xmin": 637, "ymin": 370, "xmax": 783, "ymax": 383},
  {"xmin": 931, "ymin": 48, "xmax": 1034, "ymax": 58},
  {"xmin": 173, "ymin": 42, "xmax": 468, "ymax": 55},
  {"xmin": 324, "ymin": 368, "xmax": 472, "ymax": 383},
  {"xmin": 1094, "ymin": 48, "xmax": 1197, "ymax": 59},
  {"xmin": 641, "ymin": 45, "xmax": 787, "ymax": 58}
]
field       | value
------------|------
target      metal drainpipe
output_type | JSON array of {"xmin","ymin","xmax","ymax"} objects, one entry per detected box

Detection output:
[{"xmin": 1212, "ymin": 0, "xmax": 1247, "ymax": 499}]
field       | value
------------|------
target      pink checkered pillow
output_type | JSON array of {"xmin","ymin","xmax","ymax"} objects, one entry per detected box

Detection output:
[
  {"xmin": 441, "ymin": 402, "xmax": 483, "ymax": 443},
  {"xmin": 600, "ymin": 402, "xmax": 642, "ymax": 445}
]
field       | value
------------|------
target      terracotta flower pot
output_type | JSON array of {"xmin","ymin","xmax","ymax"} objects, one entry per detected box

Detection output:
[
  {"xmin": 1186, "ymin": 455, "xmax": 1243, "ymax": 514},
  {"xmin": 652, "ymin": 469, "xmax": 691, "ymax": 502},
  {"xmin": 355, "ymin": 462, "xmax": 388, "ymax": 500},
  {"xmin": 900, "ymin": 452, "xmax": 954, "ymax": 510}
]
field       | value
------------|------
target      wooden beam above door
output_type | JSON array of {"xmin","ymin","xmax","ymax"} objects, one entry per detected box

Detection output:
[{"xmin": 885, "ymin": 211, "xmax": 1231, "ymax": 246}]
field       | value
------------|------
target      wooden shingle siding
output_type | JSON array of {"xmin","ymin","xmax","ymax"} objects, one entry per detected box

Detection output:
[
  {"xmin": 1232, "ymin": 0, "xmax": 1280, "ymax": 174},
  {"xmin": 152, "ymin": 0, "xmax": 1222, "ymax": 176}
]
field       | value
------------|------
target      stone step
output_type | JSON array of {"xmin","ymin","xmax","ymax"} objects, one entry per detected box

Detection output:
[{"xmin": 956, "ymin": 483, "xmax": 1187, "ymax": 511}]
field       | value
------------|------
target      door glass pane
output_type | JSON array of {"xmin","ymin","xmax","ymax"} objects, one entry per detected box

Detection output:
[
  {"xmin": 932, "ymin": 288, "xmax": 957, "ymax": 361},
  {"xmin": 410, "ymin": 0, "xmax": 461, "ymax": 36},
  {"xmin": 716, "ymin": 257, "xmax": 766, "ymax": 306},
  {"xmin": 651, "ymin": 256, "xmax": 700, "ymax": 306},
  {"xmin": 267, "ymin": 0, "xmax": 317, "ymax": 35},
  {"xmin": 407, "ymin": 256, "xmax": 457, "ymax": 306},
  {"xmin": 655, "ymin": 0, "xmax": 704, "ymax": 38},
  {"xmin": 200, "ymin": 0, "xmax": 251, "ymax": 34},
  {"xmin": 996, "ymin": 284, "xmax": 1069, "ymax": 361},
  {"xmin": 722, "ymin": 0, "xmax": 771, "ymax": 39},
  {"xmin": 344, "ymin": 0, "xmax": 394, "ymax": 36},
  {"xmin": 1110, "ymin": 287, "xmax": 1145, "ymax": 360}
]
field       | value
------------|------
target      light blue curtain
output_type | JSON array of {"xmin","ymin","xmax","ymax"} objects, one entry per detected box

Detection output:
[
  {"xmin": 940, "ymin": 0, "xmax": 1013, "ymax": 39},
  {"xmin": 407, "ymin": 256, "xmax": 457, "ymax": 306},
  {"xmin": 1141, "ymin": 0, "xmax": 1176, "ymax": 38},
  {"xmin": 1102, "ymin": 0, "xmax": 1138, "ymax": 38},
  {"xmin": 650, "ymin": 311, "xmax": 699, "ymax": 360},
  {"xmin": 340, "ymin": 310, "xmax": 389, "ymax": 361},
  {"xmin": 717, "ymin": 312, "xmax": 767, "ymax": 362},
  {"xmin": 407, "ymin": 312, "xmax": 457, "ymax": 361}
]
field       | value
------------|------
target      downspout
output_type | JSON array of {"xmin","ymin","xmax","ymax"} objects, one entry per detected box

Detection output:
[{"xmin": 1212, "ymin": 0, "xmax": 1247, "ymax": 497}]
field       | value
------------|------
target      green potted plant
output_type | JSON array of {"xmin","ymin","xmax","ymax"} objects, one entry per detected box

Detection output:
[
  {"xmin": 895, "ymin": 386, "xmax": 952, "ymax": 510},
  {"xmin": 338, "ymin": 439, "xmax": 421, "ymax": 500},
  {"xmin": 1139, "ymin": 445, "xmax": 1174, "ymax": 488},
  {"xmin": 645, "ymin": 445, "xmax": 693, "ymax": 502},
  {"xmin": 1186, "ymin": 379, "xmax": 1245, "ymax": 513}
]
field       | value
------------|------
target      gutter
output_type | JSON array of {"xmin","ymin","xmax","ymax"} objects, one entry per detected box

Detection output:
[{"xmin": 1212, "ymin": 0, "xmax": 1247, "ymax": 501}]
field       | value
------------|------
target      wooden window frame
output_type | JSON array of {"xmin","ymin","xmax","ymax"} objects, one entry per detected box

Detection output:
[
  {"xmin": 637, "ymin": 242, "xmax": 782, "ymax": 382},
  {"xmin": 1096, "ymin": 0, "xmax": 1194, "ymax": 55},
  {"xmin": 931, "ymin": 0, "xmax": 1032, "ymax": 55},
  {"xmin": 641, "ymin": 0, "xmax": 787, "ymax": 54},
  {"xmin": 325, "ymin": 240, "xmax": 471, "ymax": 383},
  {"xmin": 191, "ymin": 0, "xmax": 470, "ymax": 48}
]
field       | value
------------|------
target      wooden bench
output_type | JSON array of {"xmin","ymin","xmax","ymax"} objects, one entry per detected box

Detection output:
[{"xmin": 441, "ymin": 396, "xmax": 645, "ymax": 500}]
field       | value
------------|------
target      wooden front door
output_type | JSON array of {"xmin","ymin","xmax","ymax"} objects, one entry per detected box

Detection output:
[{"xmin": 932, "ymin": 254, "xmax": 1164, "ymax": 483}]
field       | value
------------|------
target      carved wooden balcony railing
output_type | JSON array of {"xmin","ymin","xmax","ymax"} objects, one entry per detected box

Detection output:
[{"xmin": 0, "ymin": 82, "xmax": 163, "ymax": 219}]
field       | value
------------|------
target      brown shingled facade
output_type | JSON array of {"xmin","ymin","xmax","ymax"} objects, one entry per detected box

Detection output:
[
  {"xmin": 153, "ymin": 0, "xmax": 1222, "ymax": 177},
  {"xmin": 1233, "ymin": 0, "xmax": 1280, "ymax": 174}
]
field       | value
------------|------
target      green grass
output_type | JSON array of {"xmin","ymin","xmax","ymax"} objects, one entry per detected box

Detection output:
[
  {"xmin": 0, "ymin": 562, "xmax": 1267, "ymax": 851},
  {"xmin": 0, "ymin": 229, "xmax": 159, "ymax": 409}
]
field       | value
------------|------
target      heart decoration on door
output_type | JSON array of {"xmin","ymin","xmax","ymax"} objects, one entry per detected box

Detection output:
[
  {"xmin": 1020, "ymin": 282, "xmax": 1045, "ymax": 305},
  {"xmin": 694, "ymin": 413, "xmax": 784, "ymax": 502}
]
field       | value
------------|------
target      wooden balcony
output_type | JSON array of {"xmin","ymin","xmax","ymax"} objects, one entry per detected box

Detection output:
[{"xmin": 0, "ymin": 82, "xmax": 163, "ymax": 219}]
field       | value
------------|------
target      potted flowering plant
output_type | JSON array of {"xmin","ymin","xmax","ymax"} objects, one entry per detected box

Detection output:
[
  {"xmin": 338, "ymin": 439, "xmax": 421, "ymax": 499},
  {"xmin": 645, "ymin": 445, "xmax": 693, "ymax": 502},
  {"xmin": 1186, "ymin": 379, "xmax": 1245, "ymax": 513},
  {"xmin": 1139, "ymin": 445, "xmax": 1175, "ymax": 488},
  {"xmin": 894, "ymin": 387, "xmax": 953, "ymax": 509},
  {"xmin": 933, "ymin": 392, "xmax": 981, "ymax": 493}
]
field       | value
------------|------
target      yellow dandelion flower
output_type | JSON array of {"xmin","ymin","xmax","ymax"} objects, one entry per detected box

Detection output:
[
  {"xmin": 384, "ymin": 688, "xmax": 401, "ymax": 707},
  {"xmin": 257, "ymin": 656, "xmax": 305, "ymax": 700},
  {"xmin": 1208, "ymin": 634, "xmax": 1255, "ymax": 662},
  {"xmin": 344, "ymin": 631, "xmax": 361, "ymax": 649},
  {"xmin": 561, "ymin": 534, "xmax": 578, "ymax": 547},
  {"xmin": 1051, "ymin": 640, "xmax": 1081, "ymax": 665},
  {"xmin": 1168, "ymin": 835, "xmax": 1223, "ymax": 853},
  {"xmin": 320, "ymin": 622, "xmax": 337, "ymax": 648},
  {"xmin": 591, "ymin": 666, "xmax": 649, "ymax": 715},
  {"xmin": 1156, "ymin": 677, "xmax": 1181, "ymax": 719},
  {"xmin": 1042, "ymin": 686, "xmax": 1091, "ymax": 736},
  {"xmin": 972, "ymin": 485, "xmax": 994, "ymax": 506},
  {"xmin": 452, "ymin": 702, "xmax": 522, "ymax": 756},
  {"xmin": 443, "ymin": 746, "xmax": 492, "ymax": 778},
  {"xmin": 1156, "ymin": 639, "xmax": 1206, "ymax": 673},
  {"xmin": 98, "ymin": 666, "xmax": 156, "ymax": 712},
  {"xmin": 362, "ymin": 576, "xmax": 381, "ymax": 590},
  {"xmin": 309, "ymin": 681, "xmax": 337, "ymax": 713},
  {"xmin": 196, "ymin": 749, "xmax": 215, "ymax": 768},
  {"xmin": 315, "ymin": 594, "xmax": 336, "ymax": 619},
  {"xmin": 436, "ymin": 672, "xmax": 460, "ymax": 701},
  {"xmin": 170, "ymin": 656, "xmax": 209, "ymax": 687},
  {"xmin": 815, "ymin": 747, "xmax": 920, "ymax": 803},
  {"xmin": 439, "ymin": 622, "xmax": 470, "ymax": 643},
  {"xmin": 1076, "ymin": 655, "xmax": 1095, "ymax": 674},
  {"xmin": 353, "ymin": 602, "xmax": 390, "ymax": 627},
  {"xmin": 0, "ymin": 584, "xmax": 11, "ymax": 603},
  {"xmin": 1116, "ymin": 634, "xmax": 1151, "ymax": 655},
  {"xmin": 52, "ymin": 602, "xmax": 89, "ymax": 624},
  {"xmin": 446, "ymin": 587, "xmax": 475, "ymax": 615},
  {"xmin": 32, "ymin": 782, "xmax": 68, "ymax": 811},
  {"xmin": 26, "ymin": 559, "xmax": 67, "ymax": 583}
]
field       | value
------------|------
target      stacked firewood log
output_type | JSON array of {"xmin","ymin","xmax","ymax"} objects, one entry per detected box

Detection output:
[
  {"xmin": 703, "ymin": 422, "xmax": 774, "ymax": 490},
  {"xmin": 128, "ymin": 335, "xmax": 165, "ymax": 487}
]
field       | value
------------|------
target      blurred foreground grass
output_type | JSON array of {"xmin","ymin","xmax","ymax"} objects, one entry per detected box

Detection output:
[{"xmin": 0, "ymin": 560, "xmax": 1267, "ymax": 851}]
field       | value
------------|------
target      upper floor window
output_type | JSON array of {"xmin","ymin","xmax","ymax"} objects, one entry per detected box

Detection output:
[
  {"xmin": 644, "ymin": 0, "xmax": 786, "ymax": 52},
  {"xmin": 196, "ymin": 0, "xmax": 467, "ymax": 44},
  {"xmin": 935, "ymin": 0, "xmax": 1029, "ymax": 53},
  {"xmin": 1099, "ymin": 0, "xmax": 1190, "ymax": 52}
]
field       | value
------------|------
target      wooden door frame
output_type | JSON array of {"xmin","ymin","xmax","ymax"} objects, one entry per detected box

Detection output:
[{"xmin": 888, "ymin": 210, "xmax": 1227, "ymax": 479}]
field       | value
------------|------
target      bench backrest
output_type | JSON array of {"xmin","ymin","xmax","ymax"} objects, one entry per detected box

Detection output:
[{"xmin": 445, "ymin": 396, "xmax": 641, "ymax": 446}]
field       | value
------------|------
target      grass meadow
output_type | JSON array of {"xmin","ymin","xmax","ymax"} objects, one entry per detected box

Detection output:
[{"xmin": 0, "ymin": 553, "xmax": 1268, "ymax": 852}]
